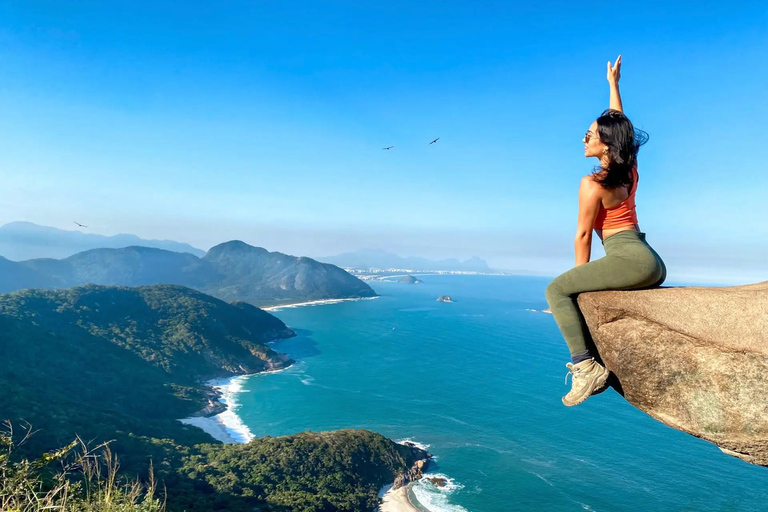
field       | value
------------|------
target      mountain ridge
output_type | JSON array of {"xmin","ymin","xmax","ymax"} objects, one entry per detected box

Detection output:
[{"xmin": 0, "ymin": 240, "xmax": 377, "ymax": 307}]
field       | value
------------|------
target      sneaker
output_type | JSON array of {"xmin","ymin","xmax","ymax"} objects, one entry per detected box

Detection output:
[{"xmin": 562, "ymin": 358, "xmax": 610, "ymax": 407}]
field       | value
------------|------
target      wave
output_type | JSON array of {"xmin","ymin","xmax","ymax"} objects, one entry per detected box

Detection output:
[
  {"xmin": 179, "ymin": 366, "xmax": 294, "ymax": 444},
  {"xmin": 395, "ymin": 437, "xmax": 431, "ymax": 452},
  {"xmin": 204, "ymin": 375, "xmax": 256, "ymax": 443},
  {"xmin": 410, "ymin": 473, "xmax": 471, "ymax": 512},
  {"xmin": 390, "ymin": 439, "xmax": 472, "ymax": 512}
]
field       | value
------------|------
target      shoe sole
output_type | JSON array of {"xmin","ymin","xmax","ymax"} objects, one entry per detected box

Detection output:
[
  {"xmin": 561, "ymin": 367, "xmax": 610, "ymax": 407},
  {"xmin": 591, "ymin": 377, "xmax": 611, "ymax": 396}
]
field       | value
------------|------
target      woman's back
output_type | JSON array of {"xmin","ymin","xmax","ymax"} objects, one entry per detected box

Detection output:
[{"xmin": 593, "ymin": 166, "xmax": 639, "ymax": 232}]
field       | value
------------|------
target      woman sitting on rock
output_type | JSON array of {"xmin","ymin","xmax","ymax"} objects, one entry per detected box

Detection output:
[{"xmin": 545, "ymin": 55, "xmax": 667, "ymax": 406}]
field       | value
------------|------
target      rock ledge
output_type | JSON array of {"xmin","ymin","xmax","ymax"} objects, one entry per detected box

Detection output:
[{"xmin": 577, "ymin": 280, "xmax": 768, "ymax": 467}]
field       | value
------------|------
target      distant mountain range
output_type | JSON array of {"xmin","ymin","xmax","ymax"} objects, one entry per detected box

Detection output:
[
  {"xmin": 318, "ymin": 248, "xmax": 492, "ymax": 272},
  {"xmin": 0, "ymin": 221, "xmax": 206, "ymax": 260},
  {"xmin": 0, "ymin": 240, "xmax": 376, "ymax": 307}
]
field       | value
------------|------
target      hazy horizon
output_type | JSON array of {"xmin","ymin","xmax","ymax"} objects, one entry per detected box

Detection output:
[{"xmin": 0, "ymin": 220, "xmax": 761, "ymax": 286}]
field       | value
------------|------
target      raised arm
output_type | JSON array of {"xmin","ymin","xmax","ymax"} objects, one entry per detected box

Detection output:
[{"xmin": 607, "ymin": 54, "xmax": 623, "ymax": 112}]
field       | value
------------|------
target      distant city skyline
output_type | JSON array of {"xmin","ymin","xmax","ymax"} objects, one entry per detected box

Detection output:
[{"xmin": 0, "ymin": 2, "xmax": 765, "ymax": 286}]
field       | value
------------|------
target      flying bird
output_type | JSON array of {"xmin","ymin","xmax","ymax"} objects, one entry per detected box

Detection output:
[
  {"xmin": 383, "ymin": 146, "xmax": 394, "ymax": 150},
  {"xmin": 429, "ymin": 137, "xmax": 440, "ymax": 144},
  {"xmin": 73, "ymin": 221, "xmax": 87, "ymax": 228}
]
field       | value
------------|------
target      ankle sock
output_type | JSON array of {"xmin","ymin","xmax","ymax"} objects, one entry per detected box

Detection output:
[{"xmin": 571, "ymin": 353, "xmax": 593, "ymax": 364}]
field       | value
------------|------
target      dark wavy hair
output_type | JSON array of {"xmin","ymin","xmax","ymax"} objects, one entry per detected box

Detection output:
[{"xmin": 591, "ymin": 109, "xmax": 649, "ymax": 190}]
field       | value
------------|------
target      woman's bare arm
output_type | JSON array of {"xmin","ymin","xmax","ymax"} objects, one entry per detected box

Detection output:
[
  {"xmin": 575, "ymin": 176, "xmax": 602, "ymax": 266},
  {"xmin": 607, "ymin": 55, "xmax": 623, "ymax": 112}
]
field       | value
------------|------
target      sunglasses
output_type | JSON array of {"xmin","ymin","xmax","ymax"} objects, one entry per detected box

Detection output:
[{"xmin": 584, "ymin": 131, "xmax": 597, "ymax": 143}]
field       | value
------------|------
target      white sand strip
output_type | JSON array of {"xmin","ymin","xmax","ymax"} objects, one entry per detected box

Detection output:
[
  {"xmin": 178, "ymin": 375, "xmax": 256, "ymax": 444},
  {"xmin": 262, "ymin": 296, "xmax": 379, "ymax": 311},
  {"xmin": 179, "ymin": 416, "xmax": 237, "ymax": 444},
  {"xmin": 179, "ymin": 363, "xmax": 300, "ymax": 443},
  {"xmin": 377, "ymin": 484, "xmax": 420, "ymax": 512}
]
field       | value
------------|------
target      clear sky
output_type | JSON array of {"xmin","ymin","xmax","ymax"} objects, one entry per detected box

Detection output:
[{"xmin": 0, "ymin": 1, "xmax": 766, "ymax": 284}]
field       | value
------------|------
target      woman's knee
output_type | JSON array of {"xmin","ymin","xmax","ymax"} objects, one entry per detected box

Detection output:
[{"xmin": 545, "ymin": 279, "xmax": 564, "ymax": 305}]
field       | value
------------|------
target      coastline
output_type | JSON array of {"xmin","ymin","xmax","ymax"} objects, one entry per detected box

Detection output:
[
  {"xmin": 181, "ymin": 371, "xmax": 435, "ymax": 512},
  {"xmin": 178, "ymin": 316, "xmax": 436, "ymax": 512},
  {"xmin": 261, "ymin": 295, "xmax": 379, "ymax": 311},
  {"xmin": 179, "ymin": 366, "xmax": 293, "ymax": 444},
  {"xmin": 377, "ymin": 484, "xmax": 420, "ymax": 512},
  {"xmin": 376, "ymin": 438, "xmax": 436, "ymax": 512}
]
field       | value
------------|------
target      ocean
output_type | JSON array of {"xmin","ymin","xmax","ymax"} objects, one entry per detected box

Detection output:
[{"xmin": 223, "ymin": 275, "xmax": 767, "ymax": 512}]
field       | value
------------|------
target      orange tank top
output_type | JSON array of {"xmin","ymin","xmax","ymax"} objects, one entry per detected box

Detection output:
[{"xmin": 593, "ymin": 166, "xmax": 638, "ymax": 230}]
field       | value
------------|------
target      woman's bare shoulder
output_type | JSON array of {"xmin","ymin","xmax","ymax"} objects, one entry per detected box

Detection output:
[
  {"xmin": 580, "ymin": 173, "xmax": 603, "ymax": 190},
  {"xmin": 580, "ymin": 174, "xmax": 611, "ymax": 202}
]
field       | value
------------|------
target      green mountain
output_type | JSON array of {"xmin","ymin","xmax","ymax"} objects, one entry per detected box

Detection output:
[
  {"xmin": 1, "ymin": 240, "xmax": 377, "ymax": 306},
  {"xmin": 0, "ymin": 284, "xmax": 427, "ymax": 511},
  {"xmin": 17, "ymin": 246, "xmax": 216, "ymax": 288},
  {"xmin": 0, "ymin": 284, "xmax": 294, "ymax": 454},
  {"xmin": 201, "ymin": 241, "xmax": 375, "ymax": 305},
  {"xmin": 0, "ymin": 255, "xmax": 56, "ymax": 291}
]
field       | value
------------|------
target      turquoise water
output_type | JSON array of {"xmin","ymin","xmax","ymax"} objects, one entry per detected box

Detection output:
[{"xmin": 234, "ymin": 275, "xmax": 767, "ymax": 512}]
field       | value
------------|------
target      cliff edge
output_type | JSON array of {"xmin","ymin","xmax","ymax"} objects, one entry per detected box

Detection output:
[{"xmin": 577, "ymin": 281, "xmax": 768, "ymax": 467}]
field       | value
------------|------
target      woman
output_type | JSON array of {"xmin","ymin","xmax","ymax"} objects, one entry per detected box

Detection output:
[{"xmin": 545, "ymin": 55, "xmax": 667, "ymax": 407}]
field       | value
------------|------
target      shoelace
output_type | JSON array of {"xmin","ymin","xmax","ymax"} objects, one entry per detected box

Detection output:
[
  {"xmin": 564, "ymin": 363, "xmax": 580, "ymax": 385},
  {"xmin": 564, "ymin": 359, "xmax": 595, "ymax": 385}
]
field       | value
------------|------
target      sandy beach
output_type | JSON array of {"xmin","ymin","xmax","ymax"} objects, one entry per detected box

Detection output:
[
  {"xmin": 179, "ymin": 415, "xmax": 237, "ymax": 443},
  {"xmin": 261, "ymin": 296, "xmax": 379, "ymax": 311},
  {"xmin": 178, "ymin": 374, "xmax": 258, "ymax": 443},
  {"xmin": 378, "ymin": 484, "xmax": 420, "ymax": 512}
]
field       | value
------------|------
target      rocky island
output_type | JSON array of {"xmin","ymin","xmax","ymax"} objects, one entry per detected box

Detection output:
[
  {"xmin": 437, "ymin": 295, "xmax": 453, "ymax": 302},
  {"xmin": 398, "ymin": 275, "xmax": 423, "ymax": 284}
]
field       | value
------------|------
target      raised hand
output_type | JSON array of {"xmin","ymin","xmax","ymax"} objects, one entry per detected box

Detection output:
[{"xmin": 607, "ymin": 54, "xmax": 621, "ymax": 85}]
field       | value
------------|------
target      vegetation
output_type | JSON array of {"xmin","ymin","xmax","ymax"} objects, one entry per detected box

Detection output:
[
  {"xmin": 0, "ymin": 284, "xmax": 294, "ymax": 457},
  {"xmin": 0, "ymin": 284, "xmax": 428, "ymax": 511},
  {"xmin": 176, "ymin": 430, "xmax": 424, "ymax": 512},
  {"xmin": 0, "ymin": 422, "xmax": 164, "ymax": 512}
]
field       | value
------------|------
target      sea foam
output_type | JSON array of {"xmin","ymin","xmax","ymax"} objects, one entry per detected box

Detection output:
[
  {"xmin": 179, "ymin": 366, "xmax": 293, "ymax": 444},
  {"xmin": 410, "ymin": 473, "xmax": 470, "ymax": 512},
  {"xmin": 390, "ymin": 439, "xmax": 469, "ymax": 511}
]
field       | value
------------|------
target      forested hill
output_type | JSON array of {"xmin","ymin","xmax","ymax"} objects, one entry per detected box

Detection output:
[
  {"xmin": 201, "ymin": 240, "xmax": 376, "ymax": 305},
  {"xmin": 0, "ymin": 284, "xmax": 428, "ymax": 511},
  {"xmin": 0, "ymin": 240, "xmax": 377, "ymax": 306},
  {"xmin": 0, "ymin": 284, "xmax": 295, "ymax": 455}
]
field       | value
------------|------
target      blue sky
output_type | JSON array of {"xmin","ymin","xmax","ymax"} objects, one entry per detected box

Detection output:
[{"xmin": 0, "ymin": 1, "xmax": 766, "ymax": 284}]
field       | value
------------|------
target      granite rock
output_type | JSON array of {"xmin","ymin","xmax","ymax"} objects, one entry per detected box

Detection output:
[{"xmin": 577, "ymin": 281, "xmax": 768, "ymax": 467}]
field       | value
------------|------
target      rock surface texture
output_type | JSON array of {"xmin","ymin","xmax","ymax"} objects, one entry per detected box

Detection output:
[
  {"xmin": 577, "ymin": 281, "xmax": 768, "ymax": 467},
  {"xmin": 392, "ymin": 458, "xmax": 430, "ymax": 490}
]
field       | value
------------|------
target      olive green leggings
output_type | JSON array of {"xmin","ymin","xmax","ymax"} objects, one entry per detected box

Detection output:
[{"xmin": 545, "ymin": 231, "xmax": 666, "ymax": 360}]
